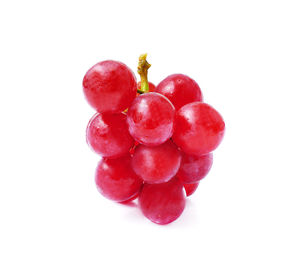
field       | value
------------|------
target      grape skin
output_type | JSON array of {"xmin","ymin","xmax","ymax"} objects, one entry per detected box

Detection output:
[
  {"xmin": 156, "ymin": 74, "xmax": 203, "ymax": 110},
  {"xmin": 173, "ymin": 102, "xmax": 225, "ymax": 156},
  {"xmin": 131, "ymin": 140, "xmax": 182, "ymax": 184},
  {"xmin": 86, "ymin": 112, "xmax": 134, "ymax": 158},
  {"xmin": 177, "ymin": 152, "xmax": 213, "ymax": 183},
  {"xmin": 95, "ymin": 156, "xmax": 143, "ymax": 202},
  {"xmin": 83, "ymin": 60, "xmax": 137, "ymax": 113},
  {"xmin": 127, "ymin": 92, "xmax": 175, "ymax": 146},
  {"xmin": 139, "ymin": 178, "xmax": 186, "ymax": 225},
  {"xmin": 183, "ymin": 182, "xmax": 200, "ymax": 196}
]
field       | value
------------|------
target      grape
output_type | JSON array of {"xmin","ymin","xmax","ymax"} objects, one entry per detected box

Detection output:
[
  {"xmin": 120, "ymin": 192, "xmax": 140, "ymax": 204},
  {"xmin": 173, "ymin": 102, "xmax": 225, "ymax": 155},
  {"xmin": 127, "ymin": 92, "xmax": 175, "ymax": 146},
  {"xmin": 155, "ymin": 74, "xmax": 203, "ymax": 110},
  {"xmin": 139, "ymin": 178, "xmax": 185, "ymax": 225},
  {"xmin": 177, "ymin": 153, "xmax": 213, "ymax": 183},
  {"xmin": 83, "ymin": 60, "xmax": 137, "ymax": 113},
  {"xmin": 86, "ymin": 112, "xmax": 134, "ymax": 158},
  {"xmin": 137, "ymin": 81, "xmax": 156, "ymax": 92},
  {"xmin": 95, "ymin": 156, "xmax": 143, "ymax": 202},
  {"xmin": 83, "ymin": 54, "xmax": 225, "ymax": 224},
  {"xmin": 183, "ymin": 182, "xmax": 199, "ymax": 196},
  {"xmin": 131, "ymin": 140, "xmax": 181, "ymax": 184}
]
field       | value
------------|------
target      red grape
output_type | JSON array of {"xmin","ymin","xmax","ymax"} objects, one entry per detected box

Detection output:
[
  {"xmin": 131, "ymin": 140, "xmax": 181, "ymax": 184},
  {"xmin": 83, "ymin": 60, "xmax": 137, "ymax": 113},
  {"xmin": 95, "ymin": 156, "xmax": 143, "ymax": 202},
  {"xmin": 120, "ymin": 192, "xmax": 140, "ymax": 204},
  {"xmin": 183, "ymin": 182, "xmax": 200, "ymax": 196},
  {"xmin": 86, "ymin": 112, "xmax": 134, "ymax": 158},
  {"xmin": 173, "ymin": 102, "xmax": 225, "ymax": 155},
  {"xmin": 137, "ymin": 81, "xmax": 156, "ymax": 92},
  {"xmin": 83, "ymin": 53, "xmax": 225, "ymax": 224},
  {"xmin": 177, "ymin": 153, "xmax": 213, "ymax": 183},
  {"xmin": 139, "ymin": 178, "xmax": 186, "ymax": 225},
  {"xmin": 127, "ymin": 92, "xmax": 175, "ymax": 146},
  {"xmin": 155, "ymin": 74, "xmax": 203, "ymax": 110}
]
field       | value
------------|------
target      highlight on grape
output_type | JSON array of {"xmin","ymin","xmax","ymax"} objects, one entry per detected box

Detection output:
[{"xmin": 83, "ymin": 54, "xmax": 225, "ymax": 225}]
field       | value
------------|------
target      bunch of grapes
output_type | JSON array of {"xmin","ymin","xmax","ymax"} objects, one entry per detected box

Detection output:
[{"xmin": 83, "ymin": 54, "xmax": 225, "ymax": 225}]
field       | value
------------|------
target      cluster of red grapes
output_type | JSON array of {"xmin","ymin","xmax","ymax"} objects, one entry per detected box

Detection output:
[{"xmin": 83, "ymin": 55, "xmax": 225, "ymax": 225}]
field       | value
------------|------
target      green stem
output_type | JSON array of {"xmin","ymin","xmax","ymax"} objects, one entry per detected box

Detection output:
[{"xmin": 137, "ymin": 53, "xmax": 151, "ymax": 93}]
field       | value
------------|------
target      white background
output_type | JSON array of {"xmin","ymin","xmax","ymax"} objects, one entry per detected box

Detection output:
[{"xmin": 0, "ymin": 0, "xmax": 299, "ymax": 269}]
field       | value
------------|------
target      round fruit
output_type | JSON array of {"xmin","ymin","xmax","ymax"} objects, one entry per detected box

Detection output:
[
  {"xmin": 155, "ymin": 74, "xmax": 203, "ymax": 110},
  {"xmin": 139, "ymin": 178, "xmax": 186, "ymax": 225},
  {"xmin": 173, "ymin": 102, "xmax": 225, "ymax": 155},
  {"xmin": 177, "ymin": 153, "xmax": 213, "ymax": 183},
  {"xmin": 183, "ymin": 182, "xmax": 200, "ymax": 196},
  {"xmin": 83, "ymin": 60, "xmax": 137, "ymax": 113},
  {"xmin": 95, "ymin": 156, "xmax": 143, "ymax": 202},
  {"xmin": 131, "ymin": 140, "xmax": 181, "ymax": 184},
  {"xmin": 127, "ymin": 92, "xmax": 175, "ymax": 146},
  {"xmin": 86, "ymin": 112, "xmax": 134, "ymax": 158}
]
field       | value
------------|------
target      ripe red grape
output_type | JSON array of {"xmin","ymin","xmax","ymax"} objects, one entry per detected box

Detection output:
[
  {"xmin": 139, "ymin": 178, "xmax": 185, "ymax": 225},
  {"xmin": 83, "ymin": 60, "xmax": 137, "ymax": 113},
  {"xmin": 131, "ymin": 140, "xmax": 181, "ymax": 184},
  {"xmin": 137, "ymin": 81, "xmax": 156, "ymax": 92},
  {"xmin": 177, "ymin": 153, "xmax": 213, "ymax": 183},
  {"xmin": 173, "ymin": 102, "xmax": 225, "ymax": 155},
  {"xmin": 95, "ymin": 156, "xmax": 143, "ymax": 202},
  {"xmin": 86, "ymin": 112, "xmax": 134, "ymax": 158},
  {"xmin": 127, "ymin": 92, "xmax": 175, "ymax": 146},
  {"xmin": 120, "ymin": 192, "xmax": 140, "ymax": 204},
  {"xmin": 82, "ymin": 53, "xmax": 226, "ymax": 224},
  {"xmin": 155, "ymin": 74, "xmax": 203, "ymax": 110},
  {"xmin": 183, "ymin": 182, "xmax": 200, "ymax": 196}
]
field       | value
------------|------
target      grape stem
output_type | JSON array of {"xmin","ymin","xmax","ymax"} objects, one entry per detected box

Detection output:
[{"xmin": 137, "ymin": 53, "xmax": 151, "ymax": 94}]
